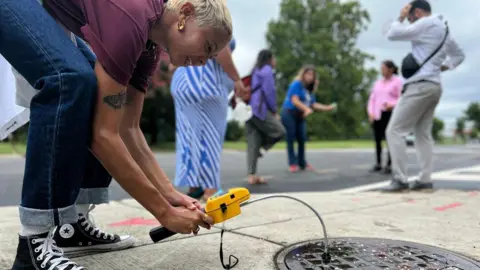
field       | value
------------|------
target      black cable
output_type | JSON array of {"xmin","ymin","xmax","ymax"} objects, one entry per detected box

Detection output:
[
  {"xmin": 219, "ymin": 229, "xmax": 239, "ymax": 269},
  {"xmin": 217, "ymin": 195, "xmax": 331, "ymax": 269}
]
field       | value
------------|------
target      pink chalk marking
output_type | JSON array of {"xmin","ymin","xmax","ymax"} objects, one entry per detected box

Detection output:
[
  {"xmin": 406, "ymin": 199, "xmax": 415, "ymax": 203},
  {"xmin": 109, "ymin": 217, "xmax": 159, "ymax": 227},
  {"xmin": 434, "ymin": 202, "xmax": 463, "ymax": 212},
  {"xmin": 468, "ymin": 191, "xmax": 478, "ymax": 197},
  {"xmin": 352, "ymin": 198, "xmax": 361, "ymax": 201}
]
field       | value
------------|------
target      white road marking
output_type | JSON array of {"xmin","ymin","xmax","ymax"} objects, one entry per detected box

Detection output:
[
  {"xmin": 335, "ymin": 164, "xmax": 480, "ymax": 193},
  {"xmin": 431, "ymin": 165, "xmax": 480, "ymax": 182}
]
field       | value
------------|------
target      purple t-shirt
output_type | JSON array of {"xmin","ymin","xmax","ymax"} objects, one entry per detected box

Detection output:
[{"xmin": 44, "ymin": 0, "xmax": 164, "ymax": 92}]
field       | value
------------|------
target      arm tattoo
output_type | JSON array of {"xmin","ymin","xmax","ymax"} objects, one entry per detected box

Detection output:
[{"xmin": 103, "ymin": 91, "xmax": 127, "ymax": 110}]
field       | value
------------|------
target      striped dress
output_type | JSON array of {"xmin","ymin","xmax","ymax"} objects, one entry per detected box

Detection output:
[{"xmin": 171, "ymin": 40, "xmax": 235, "ymax": 189}]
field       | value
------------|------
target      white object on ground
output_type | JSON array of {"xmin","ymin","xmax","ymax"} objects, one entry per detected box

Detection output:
[
  {"xmin": 0, "ymin": 55, "xmax": 30, "ymax": 140},
  {"xmin": 0, "ymin": 27, "xmax": 77, "ymax": 140},
  {"xmin": 228, "ymin": 91, "xmax": 253, "ymax": 125}
]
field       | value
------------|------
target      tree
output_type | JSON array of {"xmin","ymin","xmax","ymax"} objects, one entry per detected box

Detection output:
[
  {"xmin": 225, "ymin": 120, "xmax": 244, "ymax": 141},
  {"xmin": 465, "ymin": 102, "xmax": 480, "ymax": 130},
  {"xmin": 141, "ymin": 86, "xmax": 176, "ymax": 144},
  {"xmin": 455, "ymin": 117, "xmax": 466, "ymax": 142},
  {"xmin": 470, "ymin": 129, "xmax": 478, "ymax": 140},
  {"xmin": 141, "ymin": 52, "xmax": 177, "ymax": 145},
  {"xmin": 266, "ymin": 0, "xmax": 377, "ymax": 139},
  {"xmin": 432, "ymin": 117, "xmax": 444, "ymax": 142}
]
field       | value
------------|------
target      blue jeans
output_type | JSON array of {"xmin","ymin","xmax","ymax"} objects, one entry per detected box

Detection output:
[
  {"xmin": 281, "ymin": 110, "xmax": 307, "ymax": 168},
  {"xmin": 0, "ymin": 0, "xmax": 111, "ymax": 228}
]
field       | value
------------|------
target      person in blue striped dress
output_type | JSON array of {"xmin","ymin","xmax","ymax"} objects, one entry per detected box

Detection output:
[{"xmin": 170, "ymin": 38, "xmax": 247, "ymax": 201}]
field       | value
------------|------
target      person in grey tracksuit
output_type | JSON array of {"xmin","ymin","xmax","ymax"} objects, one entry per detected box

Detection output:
[{"xmin": 383, "ymin": 0, "xmax": 465, "ymax": 192}]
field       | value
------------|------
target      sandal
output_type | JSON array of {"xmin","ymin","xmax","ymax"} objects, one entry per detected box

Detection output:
[
  {"xmin": 248, "ymin": 175, "xmax": 268, "ymax": 185},
  {"xmin": 303, "ymin": 164, "xmax": 315, "ymax": 171}
]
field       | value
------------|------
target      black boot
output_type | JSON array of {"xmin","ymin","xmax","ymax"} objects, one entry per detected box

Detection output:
[
  {"xmin": 369, "ymin": 164, "xmax": 382, "ymax": 173},
  {"xmin": 410, "ymin": 181, "xmax": 434, "ymax": 191},
  {"xmin": 380, "ymin": 180, "xmax": 409, "ymax": 192},
  {"xmin": 12, "ymin": 230, "xmax": 86, "ymax": 270},
  {"xmin": 53, "ymin": 205, "xmax": 135, "ymax": 257}
]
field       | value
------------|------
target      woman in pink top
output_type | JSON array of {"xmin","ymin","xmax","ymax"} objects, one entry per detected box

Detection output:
[{"xmin": 367, "ymin": 60, "xmax": 403, "ymax": 174}]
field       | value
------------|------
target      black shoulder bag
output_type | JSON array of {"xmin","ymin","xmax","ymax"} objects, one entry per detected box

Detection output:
[{"xmin": 401, "ymin": 22, "xmax": 449, "ymax": 79}]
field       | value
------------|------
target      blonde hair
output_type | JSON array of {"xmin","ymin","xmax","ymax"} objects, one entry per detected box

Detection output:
[
  {"xmin": 166, "ymin": 0, "xmax": 232, "ymax": 36},
  {"xmin": 293, "ymin": 64, "xmax": 316, "ymax": 83}
]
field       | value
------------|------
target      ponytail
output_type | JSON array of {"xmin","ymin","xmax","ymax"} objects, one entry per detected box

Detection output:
[
  {"xmin": 392, "ymin": 66, "xmax": 398, "ymax": 75},
  {"xmin": 383, "ymin": 60, "xmax": 398, "ymax": 75}
]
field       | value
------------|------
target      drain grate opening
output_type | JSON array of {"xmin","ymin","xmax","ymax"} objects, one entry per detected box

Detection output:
[{"xmin": 274, "ymin": 237, "xmax": 480, "ymax": 270}]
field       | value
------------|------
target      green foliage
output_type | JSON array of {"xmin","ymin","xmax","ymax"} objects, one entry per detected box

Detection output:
[
  {"xmin": 470, "ymin": 129, "xmax": 478, "ymax": 139},
  {"xmin": 224, "ymin": 120, "xmax": 244, "ymax": 141},
  {"xmin": 456, "ymin": 117, "xmax": 465, "ymax": 132},
  {"xmin": 455, "ymin": 117, "xmax": 466, "ymax": 142},
  {"xmin": 141, "ymin": 86, "xmax": 176, "ymax": 144},
  {"xmin": 465, "ymin": 102, "xmax": 480, "ymax": 130},
  {"xmin": 266, "ymin": 0, "xmax": 377, "ymax": 139},
  {"xmin": 432, "ymin": 117, "xmax": 444, "ymax": 142},
  {"xmin": 7, "ymin": 123, "xmax": 29, "ymax": 142},
  {"xmin": 456, "ymin": 101, "xmax": 480, "ymax": 142}
]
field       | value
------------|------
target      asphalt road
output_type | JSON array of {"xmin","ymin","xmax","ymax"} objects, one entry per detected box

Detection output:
[{"xmin": 0, "ymin": 145, "xmax": 479, "ymax": 207}]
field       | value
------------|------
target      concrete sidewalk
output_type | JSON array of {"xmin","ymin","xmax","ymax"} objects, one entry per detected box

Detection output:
[{"xmin": 0, "ymin": 189, "xmax": 479, "ymax": 269}]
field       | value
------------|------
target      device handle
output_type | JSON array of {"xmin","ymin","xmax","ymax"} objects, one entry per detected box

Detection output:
[
  {"xmin": 150, "ymin": 208, "xmax": 208, "ymax": 243},
  {"xmin": 149, "ymin": 226, "xmax": 177, "ymax": 243}
]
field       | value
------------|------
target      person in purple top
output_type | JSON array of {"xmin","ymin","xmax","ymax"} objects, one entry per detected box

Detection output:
[
  {"xmin": 1, "ymin": 0, "xmax": 234, "ymax": 269},
  {"xmin": 245, "ymin": 49, "xmax": 286, "ymax": 185}
]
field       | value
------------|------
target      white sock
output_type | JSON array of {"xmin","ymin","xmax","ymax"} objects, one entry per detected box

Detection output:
[
  {"xmin": 20, "ymin": 225, "xmax": 51, "ymax": 237},
  {"xmin": 76, "ymin": 204, "xmax": 90, "ymax": 217},
  {"xmin": 76, "ymin": 204, "xmax": 98, "ymax": 226}
]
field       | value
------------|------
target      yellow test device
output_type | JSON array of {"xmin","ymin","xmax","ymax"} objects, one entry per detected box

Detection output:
[
  {"xmin": 149, "ymin": 187, "xmax": 251, "ymax": 242},
  {"xmin": 205, "ymin": 187, "xmax": 251, "ymax": 224}
]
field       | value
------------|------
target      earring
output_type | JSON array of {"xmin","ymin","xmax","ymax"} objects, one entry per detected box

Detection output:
[{"xmin": 177, "ymin": 20, "xmax": 185, "ymax": 30}]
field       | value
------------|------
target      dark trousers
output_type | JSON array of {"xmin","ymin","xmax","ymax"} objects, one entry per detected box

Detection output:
[
  {"xmin": 372, "ymin": 111, "xmax": 392, "ymax": 167},
  {"xmin": 245, "ymin": 111, "xmax": 285, "ymax": 174},
  {"xmin": 1, "ymin": 0, "xmax": 111, "ymax": 228},
  {"xmin": 281, "ymin": 110, "xmax": 307, "ymax": 168}
]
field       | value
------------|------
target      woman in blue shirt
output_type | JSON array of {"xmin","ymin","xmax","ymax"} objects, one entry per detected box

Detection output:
[{"xmin": 281, "ymin": 65, "xmax": 335, "ymax": 172}]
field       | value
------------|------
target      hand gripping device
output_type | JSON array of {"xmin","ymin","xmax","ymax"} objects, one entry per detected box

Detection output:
[{"xmin": 149, "ymin": 187, "xmax": 250, "ymax": 243}]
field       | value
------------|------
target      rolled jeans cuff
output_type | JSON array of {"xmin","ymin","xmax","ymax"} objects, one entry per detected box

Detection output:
[
  {"xmin": 75, "ymin": 187, "xmax": 110, "ymax": 205},
  {"xmin": 18, "ymin": 188, "xmax": 110, "ymax": 227},
  {"xmin": 19, "ymin": 204, "xmax": 77, "ymax": 227}
]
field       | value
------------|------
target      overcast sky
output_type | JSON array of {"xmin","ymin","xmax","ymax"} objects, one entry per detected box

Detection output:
[{"xmin": 226, "ymin": 0, "xmax": 478, "ymax": 134}]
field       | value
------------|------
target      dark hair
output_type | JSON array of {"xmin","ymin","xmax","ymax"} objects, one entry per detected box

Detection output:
[
  {"xmin": 252, "ymin": 49, "xmax": 274, "ymax": 72},
  {"xmin": 409, "ymin": 0, "xmax": 431, "ymax": 14},
  {"xmin": 382, "ymin": 60, "xmax": 398, "ymax": 75}
]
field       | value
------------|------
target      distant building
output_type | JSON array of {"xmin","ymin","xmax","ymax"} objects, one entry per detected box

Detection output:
[{"xmin": 454, "ymin": 120, "xmax": 475, "ymax": 136}]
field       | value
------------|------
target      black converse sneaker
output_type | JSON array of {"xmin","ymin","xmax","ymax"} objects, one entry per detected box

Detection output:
[
  {"xmin": 12, "ymin": 230, "xmax": 86, "ymax": 270},
  {"xmin": 53, "ymin": 205, "xmax": 135, "ymax": 256}
]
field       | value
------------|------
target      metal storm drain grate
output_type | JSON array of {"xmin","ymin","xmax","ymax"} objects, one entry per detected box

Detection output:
[{"xmin": 275, "ymin": 237, "xmax": 480, "ymax": 270}]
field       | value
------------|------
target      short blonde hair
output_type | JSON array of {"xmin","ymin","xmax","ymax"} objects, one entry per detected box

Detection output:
[{"xmin": 166, "ymin": 0, "xmax": 232, "ymax": 36}]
